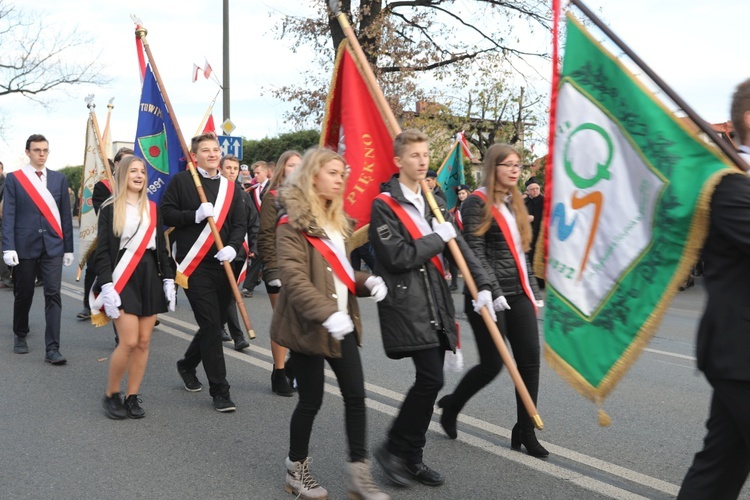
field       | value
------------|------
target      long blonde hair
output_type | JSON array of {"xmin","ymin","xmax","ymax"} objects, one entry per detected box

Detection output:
[
  {"xmin": 285, "ymin": 148, "xmax": 350, "ymax": 237},
  {"xmin": 105, "ymin": 156, "xmax": 150, "ymax": 237},
  {"xmin": 268, "ymin": 150, "xmax": 302, "ymax": 191},
  {"xmin": 475, "ymin": 144, "xmax": 532, "ymax": 251}
]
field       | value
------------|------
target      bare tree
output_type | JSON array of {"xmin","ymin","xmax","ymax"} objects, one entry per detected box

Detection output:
[
  {"xmin": 270, "ymin": 0, "xmax": 551, "ymax": 126},
  {"xmin": 0, "ymin": 1, "xmax": 108, "ymax": 104}
]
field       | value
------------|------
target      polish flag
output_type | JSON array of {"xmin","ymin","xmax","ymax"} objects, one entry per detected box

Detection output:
[{"xmin": 192, "ymin": 64, "xmax": 200, "ymax": 83}]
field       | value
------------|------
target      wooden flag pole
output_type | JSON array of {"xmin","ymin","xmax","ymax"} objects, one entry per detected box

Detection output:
[
  {"xmin": 570, "ymin": 0, "xmax": 748, "ymax": 172},
  {"xmin": 77, "ymin": 98, "xmax": 116, "ymax": 281},
  {"xmin": 135, "ymin": 25, "xmax": 255, "ymax": 340},
  {"xmin": 329, "ymin": 3, "xmax": 542, "ymax": 429}
]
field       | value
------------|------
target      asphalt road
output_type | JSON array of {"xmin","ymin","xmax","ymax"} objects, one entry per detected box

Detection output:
[{"xmin": 1, "ymin": 250, "xmax": 748, "ymax": 499}]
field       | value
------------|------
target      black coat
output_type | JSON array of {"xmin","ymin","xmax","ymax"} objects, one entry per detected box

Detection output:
[
  {"xmin": 369, "ymin": 175, "xmax": 491, "ymax": 358},
  {"xmin": 160, "ymin": 171, "xmax": 246, "ymax": 265},
  {"xmin": 461, "ymin": 192, "xmax": 541, "ymax": 300},
  {"xmin": 696, "ymin": 173, "xmax": 750, "ymax": 381}
]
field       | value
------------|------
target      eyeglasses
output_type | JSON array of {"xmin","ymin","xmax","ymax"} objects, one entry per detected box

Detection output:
[
  {"xmin": 497, "ymin": 162, "xmax": 521, "ymax": 169},
  {"xmin": 30, "ymin": 149, "xmax": 50, "ymax": 154}
]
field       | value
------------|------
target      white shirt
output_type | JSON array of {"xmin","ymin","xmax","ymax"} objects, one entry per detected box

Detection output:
[
  {"xmin": 120, "ymin": 201, "xmax": 156, "ymax": 251},
  {"xmin": 323, "ymin": 226, "xmax": 349, "ymax": 313},
  {"xmin": 400, "ymin": 181, "xmax": 425, "ymax": 216},
  {"xmin": 23, "ymin": 164, "xmax": 47, "ymax": 188},
  {"xmin": 197, "ymin": 166, "xmax": 221, "ymax": 180}
]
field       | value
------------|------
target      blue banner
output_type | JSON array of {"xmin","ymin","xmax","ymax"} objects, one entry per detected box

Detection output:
[{"xmin": 134, "ymin": 64, "xmax": 183, "ymax": 205}]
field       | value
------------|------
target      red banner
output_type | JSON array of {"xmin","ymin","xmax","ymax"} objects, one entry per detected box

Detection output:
[{"xmin": 320, "ymin": 40, "xmax": 397, "ymax": 231}]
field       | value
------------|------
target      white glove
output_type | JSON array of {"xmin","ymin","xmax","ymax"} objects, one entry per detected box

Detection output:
[
  {"xmin": 322, "ymin": 311, "xmax": 354, "ymax": 341},
  {"xmin": 536, "ymin": 299, "xmax": 544, "ymax": 308},
  {"xmin": 268, "ymin": 279, "xmax": 282, "ymax": 288},
  {"xmin": 431, "ymin": 219, "xmax": 457, "ymax": 243},
  {"xmin": 3, "ymin": 250, "xmax": 19, "ymax": 267},
  {"xmin": 493, "ymin": 296, "xmax": 511, "ymax": 311},
  {"xmin": 365, "ymin": 276, "xmax": 388, "ymax": 302},
  {"xmin": 163, "ymin": 278, "xmax": 176, "ymax": 312},
  {"xmin": 195, "ymin": 202, "xmax": 215, "ymax": 223},
  {"xmin": 63, "ymin": 252, "xmax": 74, "ymax": 267},
  {"xmin": 100, "ymin": 282, "xmax": 121, "ymax": 319},
  {"xmin": 472, "ymin": 289, "xmax": 497, "ymax": 322},
  {"xmin": 214, "ymin": 246, "xmax": 237, "ymax": 263}
]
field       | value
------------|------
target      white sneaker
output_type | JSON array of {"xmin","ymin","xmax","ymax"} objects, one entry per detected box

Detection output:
[
  {"xmin": 285, "ymin": 456, "xmax": 328, "ymax": 499},
  {"xmin": 346, "ymin": 460, "xmax": 391, "ymax": 500}
]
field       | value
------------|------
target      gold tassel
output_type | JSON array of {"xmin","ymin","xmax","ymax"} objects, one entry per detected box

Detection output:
[
  {"xmin": 175, "ymin": 271, "xmax": 189, "ymax": 289},
  {"xmin": 90, "ymin": 311, "xmax": 111, "ymax": 328},
  {"xmin": 596, "ymin": 396, "xmax": 612, "ymax": 427}
]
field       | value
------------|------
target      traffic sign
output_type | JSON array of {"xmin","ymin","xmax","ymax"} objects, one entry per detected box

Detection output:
[
  {"xmin": 220, "ymin": 118, "xmax": 236, "ymax": 135},
  {"xmin": 218, "ymin": 135, "xmax": 243, "ymax": 158}
]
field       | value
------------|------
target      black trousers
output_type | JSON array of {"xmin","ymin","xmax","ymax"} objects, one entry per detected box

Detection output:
[
  {"xmin": 179, "ymin": 264, "xmax": 231, "ymax": 397},
  {"xmin": 387, "ymin": 345, "xmax": 445, "ymax": 464},
  {"xmin": 225, "ymin": 261, "xmax": 244, "ymax": 341},
  {"xmin": 449, "ymin": 293, "xmax": 541, "ymax": 429},
  {"xmin": 678, "ymin": 379, "xmax": 750, "ymax": 499},
  {"xmin": 13, "ymin": 253, "xmax": 63, "ymax": 352},
  {"xmin": 289, "ymin": 333, "xmax": 367, "ymax": 463}
]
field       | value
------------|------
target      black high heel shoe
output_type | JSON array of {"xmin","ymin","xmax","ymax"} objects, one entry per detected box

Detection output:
[
  {"xmin": 511, "ymin": 423, "xmax": 549, "ymax": 458},
  {"xmin": 437, "ymin": 395, "xmax": 458, "ymax": 439}
]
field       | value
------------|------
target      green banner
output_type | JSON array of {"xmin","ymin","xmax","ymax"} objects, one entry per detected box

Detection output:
[{"xmin": 543, "ymin": 14, "xmax": 734, "ymax": 405}]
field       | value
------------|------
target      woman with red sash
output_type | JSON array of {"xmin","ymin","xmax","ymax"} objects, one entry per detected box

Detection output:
[
  {"xmin": 258, "ymin": 150, "xmax": 302, "ymax": 396},
  {"xmin": 437, "ymin": 144, "xmax": 548, "ymax": 457},
  {"xmin": 95, "ymin": 156, "xmax": 175, "ymax": 419},
  {"xmin": 270, "ymin": 148, "xmax": 390, "ymax": 500}
]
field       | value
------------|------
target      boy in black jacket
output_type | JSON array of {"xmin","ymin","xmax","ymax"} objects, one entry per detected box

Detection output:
[
  {"xmin": 370, "ymin": 129, "xmax": 493, "ymax": 487},
  {"xmin": 161, "ymin": 133, "xmax": 246, "ymax": 412}
]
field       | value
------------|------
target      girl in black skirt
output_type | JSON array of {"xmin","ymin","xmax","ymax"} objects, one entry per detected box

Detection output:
[{"xmin": 95, "ymin": 156, "xmax": 175, "ymax": 419}]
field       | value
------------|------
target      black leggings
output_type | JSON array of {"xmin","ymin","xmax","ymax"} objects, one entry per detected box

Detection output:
[
  {"xmin": 450, "ymin": 293, "xmax": 540, "ymax": 429},
  {"xmin": 288, "ymin": 332, "xmax": 367, "ymax": 462}
]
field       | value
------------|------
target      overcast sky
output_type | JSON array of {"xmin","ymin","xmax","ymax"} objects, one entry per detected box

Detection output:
[{"xmin": 0, "ymin": 0, "xmax": 746, "ymax": 170}]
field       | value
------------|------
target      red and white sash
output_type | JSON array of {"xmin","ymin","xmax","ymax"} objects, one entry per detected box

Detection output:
[
  {"xmin": 13, "ymin": 166, "xmax": 63, "ymax": 239},
  {"xmin": 175, "ymin": 176, "xmax": 234, "ymax": 288},
  {"xmin": 375, "ymin": 192, "xmax": 445, "ymax": 276},
  {"xmin": 90, "ymin": 201, "xmax": 158, "ymax": 326},
  {"xmin": 453, "ymin": 207, "xmax": 464, "ymax": 231},
  {"xmin": 236, "ymin": 238, "xmax": 249, "ymax": 285},
  {"xmin": 473, "ymin": 187, "xmax": 536, "ymax": 313},
  {"xmin": 278, "ymin": 215, "xmax": 356, "ymax": 294},
  {"xmin": 252, "ymin": 183, "xmax": 264, "ymax": 212}
]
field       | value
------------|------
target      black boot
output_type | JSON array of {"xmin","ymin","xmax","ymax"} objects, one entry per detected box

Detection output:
[
  {"xmin": 271, "ymin": 368, "xmax": 294, "ymax": 397},
  {"xmin": 511, "ymin": 423, "xmax": 549, "ymax": 458},
  {"xmin": 437, "ymin": 394, "xmax": 459, "ymax": 439}
]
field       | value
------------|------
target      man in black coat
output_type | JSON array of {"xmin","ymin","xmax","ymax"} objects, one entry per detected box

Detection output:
[
  {"xmin": 370, "ymin": 130, "xmax": 492, "ymax": 488},
  {"xmin": 161, "ymin": 133, "xmax": 246, "ymax": 413},
  {"xmin": 677, "ymin": 78, "xmax": 750, "ymax": 499}
]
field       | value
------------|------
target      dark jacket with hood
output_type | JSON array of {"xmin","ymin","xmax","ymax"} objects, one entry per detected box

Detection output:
[{"xmin": 369, "ymin": 175, "xmax": 492, "ymax": 359}]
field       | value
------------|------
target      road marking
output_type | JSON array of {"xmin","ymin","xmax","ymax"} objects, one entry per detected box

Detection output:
[
  {"xmin": 60, "ymin": 280, "xmax": 680, "ymax": 498},
  {"xmin": 644, "ymin": 348, "xmax": 695, "ymax": 361}
]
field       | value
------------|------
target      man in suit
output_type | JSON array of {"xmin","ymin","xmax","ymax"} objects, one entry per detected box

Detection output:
[
  {"xmin": 242, "ymin": 161, "xmax": 271, "ymax": 297},
  {"xmin": 161, "ymin": 133, "xmax": 246, "ymax": 412},
  {"xmin": 0, "ymin": 159, "xmax": 13, "ymax": 288},
  {"xmin": 677, "ymin": 78, "xmax": 750, "ymax": 499},
  {"xmin": 2, "ymin": 134, "xmax": 74, "ymax": 364}
]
